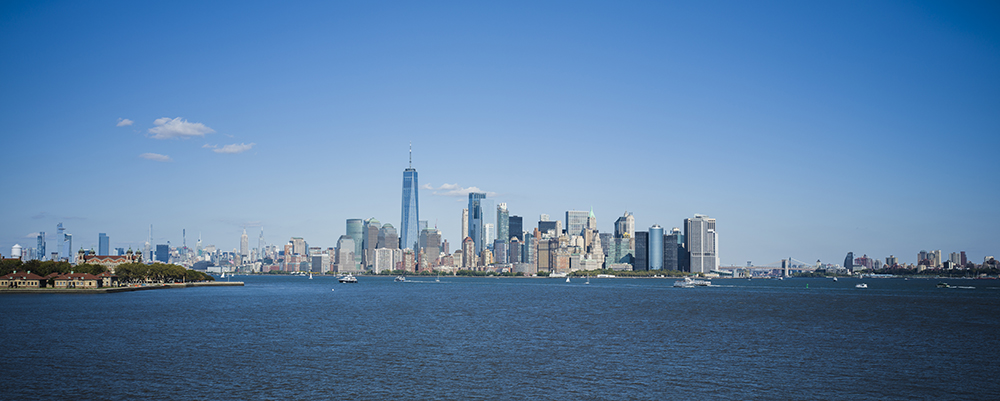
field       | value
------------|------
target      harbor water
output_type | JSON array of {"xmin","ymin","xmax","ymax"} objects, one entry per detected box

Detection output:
[{"xmin": 2, "ymin": 276, "xmax": 998, "ymax": 399}]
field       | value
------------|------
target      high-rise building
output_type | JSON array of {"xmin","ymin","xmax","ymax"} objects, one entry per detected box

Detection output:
[
  {"xmin": 844, "ymin": 252, "xmax": 855, "ymax": 271},
  {"xmin": 363, "ymin": 218, "xmax": 381, "ymax": 267},
  {"xmin": 462, "ymin": 236, "xmax": 477, "ymax": 268},
  {"xmin": 538, "ymin": 220, "xmax": 560, "ymax": 236},
  {"xmin": 347, "ymin": 219, "xmax": 364, "ymax": 269},
  {"xmin": 615, "ymin": 212, "xmax": 635, "ymax": 239},
  {"xmin": 461, "ymin": 209, "xmax": 469, "ymax": 241},
  {"xmin": 240, "ymin": 228, "xmax": 249, "ymax": 257},
  {"xmin": 36, "ymin": 232, "xmax": 45, "ymax": 261},
  {"xmin": 57, "ymin": 223, "xmax": 73, "ymax": 262},
  {"xmin": 648, "ymin": 225, "xmax": 664, "ymax": 270},
  {"xmin": 493, "ymin": 240, "xmax": 508, "ymax": 264},
  {"xmin": 497, "ymin": 203, "xmax": 509, "ymax": 244},
  {"xmin": 565, "ymin": 211, "xmax": 588, "ymax": 237},
  {"xmin": 400, "ymin": 144, "xmax": 420, "ymax": 251},
  {"xmin": 291, "ymin": 237, "xmax": 307, "ymax": 256},
  {"xmin": 664, "ymin": 227, "xmax": 685, "ymax": 271},
  {"xmin": 634, "ymin": 231, "xmax": 648, "ymax": 271},
  {"xmin": 258, "ymin": 228, "xmax": 265, "ymax": 259},
  {"xmin": 98, "ymin": 233, "xmax": 109, "ymax": 256},
  {"xmin": 155, "ymin": 244, "xmax": 169, "ymax": 263},
  {"xmin": 335, "ymin": 235, "xmax": 356, "ymax": 272},
  {"xmin": 886, "ymin": 255, "xmax": 898, "ymax": 267},
  {"xmin": 685, "ymin": 215, "xmax": 717, "ymax": 273},
  {"xmin": 509, "ymin": 216, "xmax": 523, "ymax": 242},
  {"xmin": 379, "ymin": 223, "xmax": 399, "ymax": 249},
  {"xmin": 468, "ymin": 192, "xmax": 487, "ymax": 254}
]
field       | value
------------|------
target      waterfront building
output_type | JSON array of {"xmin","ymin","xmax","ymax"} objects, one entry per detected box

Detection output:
[
  {"xmin": 522, "ymin": 234, "xmax": 536, "ymax": 269},
  {"xmin": 685, "ymin": 215, "xmax": 717, "ymax": 274},
  {"xmin": 664, "ymin": 227, "xmax": 685, "ymax": 271},
  {"xmin": 497, "ymin": 203, "xmax": 509, "ymax": 244},
  {"xmin": 462, "ymin": 237, "xmax": 476, "ymax": 268},
  {"xmin": 98, "ymin": 233, "xmax": 109, "ymax": 256},
  {"xmin": 77, "ymin": 248, "xmax": 142, "ymax": 273},
  {"xmin": 648, "ymin": 225, "xmax": 664, "ymax": 270},
  {"xmin": 423, "ymin": 229, "xmax": 442, "ymax": 266},
  {"xmin": 375, "ymin": 248, "xmax": 395, "ymax": 273},
  {"xmin": 400, "ymin": 145, "xmax": 420, "ymax": 251},
  {"xmin": 634, "ymin": 231, "xmax": 648, "ymax": 271},
  {"xmin": 346, "ymin": 219, "xmax": 364, "ymax": 269},
  {"xmin": 363, "ymin": 218, "xmax": 381, "ymax": 268},
  {"xmin": 468, "ymin": 192, "xmax": 487, "ymax": 254},
  {"xmin": 565, "ymin": 210, "xmax": 588, "ymax": 237},
  {"xmin": 844, "ymin": 252, "xmax": 855, "ymax": 271},
  {"xmin": 606, "ymin": 236, "xmax": 633, "ymax": 268}
]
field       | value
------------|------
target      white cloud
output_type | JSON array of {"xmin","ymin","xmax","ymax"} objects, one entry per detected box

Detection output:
[
  {"xmin": 202, "ymin": 144, "xmax": 216, "ymax": 149},
  {"xmin": 212, "ymin": 142, "xmax": 255, "ymax": 154},
  {"xmin": 426, "ymin": 183, "xmax": 497, "ymax": 197},
  {"xmin": 148, "ymin": 117, "xmax": 215, "ymax": 139},
  {"xmin": 421, "ymin": 184, "xmax": 433, "ymax": 190},
  {"xmin": 116, "ymin": 118, "xmax": 134, "ymax": 127},
  {"xmin": 139, "ymin": 152, "xmax": 172, "ymax": 162},
  {"xmin": 25, "ymin": 232, "xmax": 40, "ymax": 238}
]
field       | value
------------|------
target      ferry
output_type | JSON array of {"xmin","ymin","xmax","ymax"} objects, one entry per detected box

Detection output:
[{"xmin": 339, "ymin": 275, "xmax": 358, "ymax": 283}]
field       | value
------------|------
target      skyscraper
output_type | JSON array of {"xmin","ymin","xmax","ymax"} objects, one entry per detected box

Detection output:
[
  {"xmin": 468, "ymin": 192, "xmax": 487, "ymax": 254},
  {"xmin": 347, "ymin": 219, "xmax": 364, "ymax": 269},
  {"xmin": 155, "ymin": 244, "xmax": 169, "ymax": 263},
  {"xmin": 685, "ymin": 215, "xmax": 717, "ymax": 273},
  {"xmin": 379, "ymin": 223, "xmax": 399, "ymax": 249},
  {"xmin": 461, "ymin": 209, "xmax": 469, "ymax": 241},
  {"xmin": 36, "ymin": 232, "xmax": 45, "ymax": 261},
  {"xmin": 614, "ymin": 212, "xmax": 635, "ymax": 239},
  {"xmin": 400, "ymin": 144, "xmax": 420, "ymax": 251},
  {"xmin": 240, "ymin": 228, "xmax": 249, "ymax": 257},
  {"xmin": 844, "ymin": 252, "xmax": 854, "ymax": 271},
  {"xmin": 497, "ymin": 203, "xmax": 509, "ymax": 244},
  {"xmin": 634, "ymin": 231, "xmax": 648, "ymax": 271},
  {"xmin": 363, "ymin": 218, "xmax": 381, "ymax": 268},
  {"xmin": 664, "ymin": 227, "xmax": 685, "ymax": 271},
  {"xmin": 565, "ymin": 210, "xmax": 588, "ymax": 237},
  {"xmin": 98, "ymin": 233, "xmax": 109, "ymax": 256},
  {"xmin": 648, "ymin": 225, "xmax": 663, "ymax": 270},
  {"xmin": 508, "ymin": 215, "xmax": 523, "ymax": 242}
]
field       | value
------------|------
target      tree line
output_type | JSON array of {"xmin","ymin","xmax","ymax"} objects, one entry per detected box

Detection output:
[{"xmin": 0, "ymin": 259, "xmax": 213, "ymax": 283}]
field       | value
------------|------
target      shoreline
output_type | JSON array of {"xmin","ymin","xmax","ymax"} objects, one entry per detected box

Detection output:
[{"xmin": 0, "ymin": 281, "xmax": 244, "ymax": 294}]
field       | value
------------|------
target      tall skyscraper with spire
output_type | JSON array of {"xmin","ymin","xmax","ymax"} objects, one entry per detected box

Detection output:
[
  {"xmin": 400, "ymin": 143, "xmax": 420, "ymax": 251},
  {"xmin": 240, "ymin": 228, "xmax": 249, "ymax": 257}
]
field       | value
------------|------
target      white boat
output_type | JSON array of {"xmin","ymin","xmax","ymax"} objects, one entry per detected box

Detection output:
[
  {"xmin": 674, "ymin": 277, "xmax": 712, "ymax": 288},
  {"xmin": 833, "ymin": 277, "xmax": 838, "ymax": 282},
  {"xmin": 394, "ymin": 276, "xmax": 406, "ymax": 282},
  {"xmin": 309, "ymin": 273, "xmax": 313, "ymax": 280},
  {"xmin": 566, "ymin": 277, "xmax": 571, "ymax": 283},
  {"xmin": 436, "ymin": 273, "xmax": 440, "ymax": 282},
  {"xmin": 586, "ymin": 276, "xmax": 590, "ymax": 285},
  {"xmin": 339, "ymin": 275, "xmax": 357, "ymax": 283},
  {"xmin": 856, "ymin": 283, "xmax": 867, "ymax": 289}
]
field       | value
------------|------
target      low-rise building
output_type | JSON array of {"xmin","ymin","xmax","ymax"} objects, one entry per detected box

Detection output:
[
  {"xmin": 53, "ymin": 273, "xmax": 102, "ymax": 289},
  {"xmin": 0, "ymin": 271, "xmax": 46, "ymax": 288}
]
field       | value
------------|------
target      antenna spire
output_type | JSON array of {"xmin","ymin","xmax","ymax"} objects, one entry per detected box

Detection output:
[{"xmin": 409, "ymin": 142, "xmax": 412, "ymax": 168}]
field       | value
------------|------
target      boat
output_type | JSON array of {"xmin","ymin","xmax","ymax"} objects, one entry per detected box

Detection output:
[
  {"xmin": 936, "ymin": 282, "xmax": 951, "ymax": 288},
  {"xmin": 586, "ymin": 276, "xmax": 590, "ymax": 285},
  {"xmin": 674, "ymin": 278, "xmax": 695, "ymax": 288},
  {"xmin": 309, "ymin": 273, "xmax": 313, "ymax": 280},
  {"xmin": 856, "ymin": 283, "xmax": 867, "ymax": 289},
  {"xmin": 832, "ymin": 277, "xmax": 838, "ymax": 282},
  {"xmin": 339, "ymin": 275, "xmax": 357, "ymax": 283},
  {"xmin": 566, "ymin": 277, "xmax": 571, "ymax": 283},
  {"xmin": 394, "ymin": 276, "xmax": 406, "ymax": 282},
  {"xmin": 435, "ymin": 272, "xmax": 440, "ymax": 283}
]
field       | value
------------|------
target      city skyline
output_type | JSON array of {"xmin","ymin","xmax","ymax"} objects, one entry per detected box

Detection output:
[{"xmin": 1, "ymin": 1, "xmax": 998, "ymax": 265}]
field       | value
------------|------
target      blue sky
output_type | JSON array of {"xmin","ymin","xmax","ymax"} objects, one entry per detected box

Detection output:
[{"xmin": 2, "ymin": 1, "xmax": 998, "ymax": 265}]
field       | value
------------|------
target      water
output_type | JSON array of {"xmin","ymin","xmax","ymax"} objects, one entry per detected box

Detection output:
[{"xmin": 2, "ymin": 276, "xmax": 999, "ymax": 400}]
